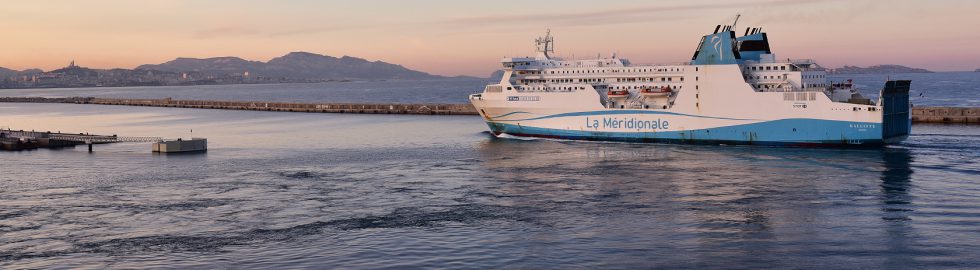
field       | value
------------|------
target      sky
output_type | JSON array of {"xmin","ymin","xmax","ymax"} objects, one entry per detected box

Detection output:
[{"xmin": 1, "ymin": 0, "xmax": 978, "ymax": 76}]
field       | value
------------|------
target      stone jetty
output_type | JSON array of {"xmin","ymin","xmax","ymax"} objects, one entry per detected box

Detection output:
[{"xmin": 0, "ymin": 97, "xmax": 477, "ymax": 115}]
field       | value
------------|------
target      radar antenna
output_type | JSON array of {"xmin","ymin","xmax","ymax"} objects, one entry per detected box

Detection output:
[
  {"xmin": 731, "ymin": 14, "xmax": 741, "ymax": 31},
  {"xmin": 535, "ymin": 29, "xmax": 554, "ymax": 58}
]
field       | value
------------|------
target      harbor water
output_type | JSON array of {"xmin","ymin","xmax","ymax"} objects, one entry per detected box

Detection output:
[{"xmin": 1, "ymin": 73, "xmax": 979, "ymax": 268}]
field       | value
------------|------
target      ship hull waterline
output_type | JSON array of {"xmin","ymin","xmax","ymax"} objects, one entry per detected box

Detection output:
[{"xmin": 480, "ymin": 110, "xmax": 896, "ymax": 147}]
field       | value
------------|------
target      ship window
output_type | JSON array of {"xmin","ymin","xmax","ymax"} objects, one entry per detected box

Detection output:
[{"xmin": 781, "ymin": 66, "xmax": 786, "ymax": 70}]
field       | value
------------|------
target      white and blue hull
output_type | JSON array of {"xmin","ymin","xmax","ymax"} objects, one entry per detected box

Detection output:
[{"xmin": 484, "ymin": 110, "xmax": 889, "ymax": 146}]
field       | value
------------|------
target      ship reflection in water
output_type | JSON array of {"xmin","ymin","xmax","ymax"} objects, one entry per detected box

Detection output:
[
  {"xmin": 474, "ymin": 135, "xmax": 928, "ymax": 268},
  {"xmin": 0, "ymin": 103, "xmax": 977, "ymax": 269}
]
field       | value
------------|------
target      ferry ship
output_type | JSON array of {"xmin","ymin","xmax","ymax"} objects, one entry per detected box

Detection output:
[{"xmin": 469, "ymin": 19, "xmax": 911, "ymax": 147}]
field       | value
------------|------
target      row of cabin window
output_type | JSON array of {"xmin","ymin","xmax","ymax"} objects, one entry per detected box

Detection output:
[
  {"xmin": 548, "ymin": 68, "xmax": 683, "ymax": 74},
  {"xmin": 753, "ymin": 83, "xmax": 826, "ymax": 89},
  {"xmin": 754, "ymin": 84, "xmax": 783, "ymax": 89},
  {"xmin": 746, "ymin": 75, "xmax": 788, "ymax": 80},
  {"xmin": 520, "ymin": 86, "xmax": 585, "ymax": 91},
  {"xmin": 610, "ymin": 85, "xmax": 683, "ymax": 90},
  {"xmin": 515, "ymin": 71, "xmax": 541, "ymax": 75},
  {"xmin": 748, "ymin": 65, "xmax": 787, "ymax": 71},
  {"xmin": 618, "ymin": 77, "xmax": 680, "ymax": 82},
  {"xmin": 803, "ymin": 74, "xmax": 825, "ymax": 79},
  {"xmin": 527, "ymin": 77, "xmax": 683, "ymax": 83}
]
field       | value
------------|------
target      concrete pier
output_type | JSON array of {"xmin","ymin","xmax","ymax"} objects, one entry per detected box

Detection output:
[
  {"xmin": 911, "ymin": 107, "xmax": 980, "ymax": 124},
  {"xmin": 2, "ymin": 97, "xmax": 978, "ymax": 123}
]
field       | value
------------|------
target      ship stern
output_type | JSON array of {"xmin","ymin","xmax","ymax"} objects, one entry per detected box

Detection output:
[{"xmin": 880, "ymin": 80, "xmax": 912, "ymax": 144}]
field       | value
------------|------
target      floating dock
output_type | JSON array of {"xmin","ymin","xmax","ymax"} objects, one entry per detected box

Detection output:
[
  {"xmin": 152, "ymin": 138, "xmax": 207, "ymax": 153},
  {"xmin": 1, "ymin": 97, "xmax": 977, "ymax": 124}
]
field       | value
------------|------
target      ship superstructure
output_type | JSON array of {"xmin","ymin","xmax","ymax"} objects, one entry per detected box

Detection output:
[{"xmin": 470, "ymin": 19, "xmax": 911, "ymax": 146}]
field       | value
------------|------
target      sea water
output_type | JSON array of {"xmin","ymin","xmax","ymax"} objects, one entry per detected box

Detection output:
[{"xmin": 1, "ymin": 100, "xmax": 978, "ymax": 268}]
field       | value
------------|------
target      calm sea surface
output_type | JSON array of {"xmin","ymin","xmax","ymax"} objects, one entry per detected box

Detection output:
[
  {"xmin": 1, "ymin": 76, "xmax": 979, "ymax": 269},
  {"xmin": 1, "ymin": 72, "xmax": 978, "ymax": 106}
]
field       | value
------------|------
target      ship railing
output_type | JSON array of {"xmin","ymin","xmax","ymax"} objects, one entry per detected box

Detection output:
[
  {"xmin": 789, "ymin": 59, "xmax": 816, "ymax": 64},
  {"xmin": 750, "ymin": 79, "xmax": 792, "ymax": 84}
]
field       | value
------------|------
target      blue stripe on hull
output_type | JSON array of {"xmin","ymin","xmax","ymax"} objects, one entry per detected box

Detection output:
[
  {"xmin": 491, "ymin": 109, "xmax": 758, "ymax": 122},
  {"xmin": 486, "ymin": 118, "xmax": 886, "ymax": 147}
]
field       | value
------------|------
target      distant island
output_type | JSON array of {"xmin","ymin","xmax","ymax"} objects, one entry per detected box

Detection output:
[
  {"xmin": 829, "ymin": 64, "xmax": 933, "ymax": 74},
  {"xmin": 0, "ymin": 52, "xmax": 466, "ymax": 89}
]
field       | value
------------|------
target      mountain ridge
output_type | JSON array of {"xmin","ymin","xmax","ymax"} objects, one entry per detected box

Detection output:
[
  {"xmin": 830, "ymin": 64, "xmax": 932, "ymax": 74},
  {"xmin": 137, "ymin": 52, "xmax": 441, "ymax": 80}
]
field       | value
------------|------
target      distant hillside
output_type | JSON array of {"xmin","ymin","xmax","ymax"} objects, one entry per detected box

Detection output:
[
  {"xmin": 830, "ymin": 65, "xmax": 932, "ymax": 74},
  {"xmin": 0, "ymin": 67, "xmax": 42, "ymax": 79},
  {"xmin": 138, "ymin": 52, "xmax": 442, "ymax": 80},
  {"xmin": 138, "ymin": 57, "xmax": 264, "ymax": 76},
  {"xmin": 0, "ymin": 67, "xmax": 16, "ymax": 78}
]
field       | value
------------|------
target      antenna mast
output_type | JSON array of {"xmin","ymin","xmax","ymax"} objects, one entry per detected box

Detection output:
[
  {"xmin": 731, "ymin": 14, "xmax": 741, "ymax": 31},
  {"xmin": 535, "ymin": 29, "xmax": 554, "ymax": 58}
]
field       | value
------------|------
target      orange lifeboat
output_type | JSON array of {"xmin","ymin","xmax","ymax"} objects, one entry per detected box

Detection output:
[
  {"xmin": 641, "ymin": 86, "xmax": 673, "ymax": 97},
  {"xmin": 607, "ymin": 90, "xmax": 629, "ymax": 98}
]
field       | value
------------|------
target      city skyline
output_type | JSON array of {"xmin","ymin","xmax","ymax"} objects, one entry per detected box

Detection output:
[{"xmin": 2, "ymin": 0, "xmax": 978, "ymax": 76}]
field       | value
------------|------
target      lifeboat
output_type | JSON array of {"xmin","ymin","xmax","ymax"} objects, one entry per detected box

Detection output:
[
  {"xmin": 607, "ymin": 90, "xmax": 629, "ymax": 98},
  {"xmin": 641, "ymin": 86, "xmax": 673, "ymax": 97}
]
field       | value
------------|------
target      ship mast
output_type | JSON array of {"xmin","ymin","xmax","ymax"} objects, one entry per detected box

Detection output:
[
  {"xmin": 535, "ymin": 29, "xmax": 554, "ymax": 59},
  {"xmin": 731, "ymin": 14, "xmax": 741, "ymax": 32}
]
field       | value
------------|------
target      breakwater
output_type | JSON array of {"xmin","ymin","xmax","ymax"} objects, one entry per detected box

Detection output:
[
  {"xmin": 0, "ymin": 97, "xmax": 477, "ymax": 115},
  {"xmin": 2, "ymin": 97, "xmax": 978, "ymax": 123},
  {"xmin": 911, "ymin": 107, "xmax": 980, "ymax": 124}
]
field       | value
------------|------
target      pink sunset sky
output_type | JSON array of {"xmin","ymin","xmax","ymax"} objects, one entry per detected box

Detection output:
[{"xmin": 2, "ymin": 0, "xmax": 978, "ymax": 76}]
